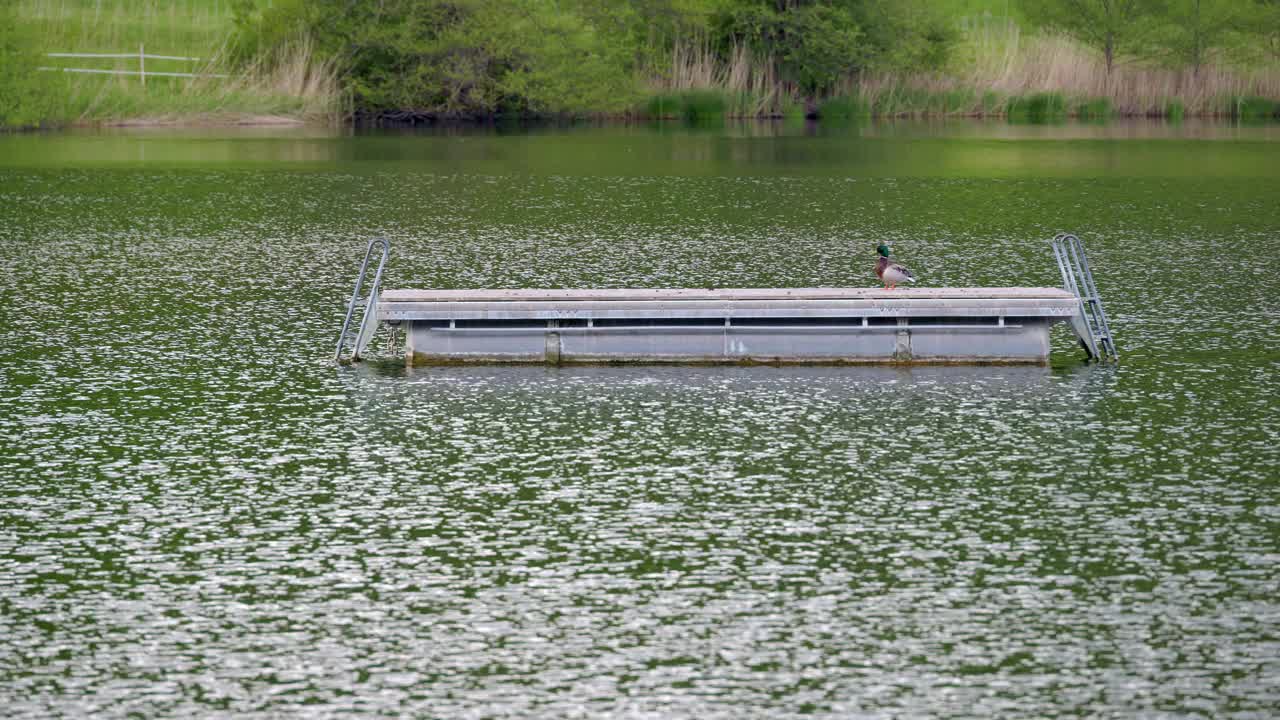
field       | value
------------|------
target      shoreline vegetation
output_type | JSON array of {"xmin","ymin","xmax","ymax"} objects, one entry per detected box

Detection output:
[{"xmin": 3, "ymin": 1, "xmax": 1280, "ymax": 130}]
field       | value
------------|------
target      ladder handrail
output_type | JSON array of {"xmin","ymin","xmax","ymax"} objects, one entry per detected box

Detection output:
[
  {"xmin": 1052, "ymin": 233, "xmax": 1117, "ymax": 362},
  {"xmin": 335, "ymin": 237, "xmax": 391, "ymax": 363},
  {"xmin": 1067, "ymin": 234, "xmax": 1118, "ymax": 359},
  {"xmin": 1069, "ymin": 235, "xmax": 1117, "ymax": 358},
  {"xmin": 1053, "ymin": 239, "xmax": 1083, "ymax": 302},
  {"xmin": 352, "ymin": 247, "xmax": 389, "ymax": 358},
  {"xmin": 1053, "ymin": 236, "xmax": 1099, "ymax": 360}
]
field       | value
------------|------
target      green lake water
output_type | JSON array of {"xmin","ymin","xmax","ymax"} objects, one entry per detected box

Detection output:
[{"xmin": 1, "ymin": 120, "xmax": 1278, "ymax": 717}]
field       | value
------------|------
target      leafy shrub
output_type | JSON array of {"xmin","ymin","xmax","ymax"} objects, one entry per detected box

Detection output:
[
  {"xmin": 817, "ymin": 95, "xmax": 869, "ymax": 120},
  {"xmin": 1007, "ymin": 92, "xmax": 1066, "ymax": 122},
  {"xmin": 236, "ymin": 0, "xmax": 639, "ymax": 116},
  {"xmin": 677, "ymin": 90, "xmax": 726, "ymax": 122},
  {"xmin": 1229, "ymin": 96, "xmax": 1279, "ymax": 119},
  {"xmin": 854, "ymin": 0, "xmax": 957, "ymax": 74},
  {"xmin": 645, "ymin": 93, "xmax": 682, "ymax": 118},
  {"xmin": 938, "ymin": 88, "xmax": 977, "ymax": 114},
  {"xmin": 644, "ymin": 90, "xmax": 727, "ymax": 123},
  {"xmin": 713, "ymin": 2, "xmax": 866, "ymax": 96},
  {"xmin": 712, "ymin": 0, "xmax": 954, "ymax": 98},
  {"xmin": 980, "ymin": 91, "xmax": 1003, "ymax": 116},
  {"xmin": 1076, "ymin": 97, "xmax": 1112, "ymax": 120}
]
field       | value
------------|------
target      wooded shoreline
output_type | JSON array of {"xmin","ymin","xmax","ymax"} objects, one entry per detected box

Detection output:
[{"xmin": 4, "ymin": 1, "xmax": 1279, "ymax": 129}]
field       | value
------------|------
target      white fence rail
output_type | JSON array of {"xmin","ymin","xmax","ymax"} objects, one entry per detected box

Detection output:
[{"xmin": 38, "ymin": 45, "xmax": 229, "ymax": 84}]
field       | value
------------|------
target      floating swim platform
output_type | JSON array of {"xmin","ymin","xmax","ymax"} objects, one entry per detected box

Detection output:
[
  {"xmin": 377, "ymin": 287, "xmax": 1078, "ymax": 365},
  {"xmin": 335, "ymin": 235, "xmax": 1117, "ymax": 366}
]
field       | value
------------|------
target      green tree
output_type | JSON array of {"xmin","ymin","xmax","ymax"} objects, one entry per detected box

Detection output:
[
  {"xmin": 853, "ymin": 0, "xmax": 957, "ymax": 73},
  {"xmin": 712, "ymin": 0, "xmax": 867, "ymax": 96},
  {"xmin": 1257, "ymin": 0, "xmax": 1280, "ymax": 60},
  {"xmin": 564, "ymin": 0, "xmax": 717, "ymax": 84},
  {"xmin": 236, "ymin": 0, "xmax": 639, "ymax": 115},
  {"xmin": 1156, "ymin": 0, "xmax": 1248, "ymax": 75},
  {"xmin": 1022, "ymin": 0, "xmax": 1162, "ymax": 76},
  {"xmin": 477, "ymin": 1, "xmax": 640, "ymax": 113}
]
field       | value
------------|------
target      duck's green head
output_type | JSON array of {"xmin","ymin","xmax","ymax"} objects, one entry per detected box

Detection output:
[{"xmin": 876, "ymin": 243, "xmax": 891, "ymax": 258}]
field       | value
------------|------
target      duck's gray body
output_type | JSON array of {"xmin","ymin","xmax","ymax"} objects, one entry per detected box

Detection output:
[{"xmin": 875, "ymin": 254, "xmax": 915, "ymax": 287}]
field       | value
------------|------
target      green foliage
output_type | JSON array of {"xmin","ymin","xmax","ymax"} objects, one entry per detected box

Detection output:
[
  {"xmin": 1076, "ymin": 97, "xmax": 1113, "ymax": 119},
  {"xmin": 855, "ymin": 85, "xmax": 978, "ymax": 116},
  {"xmin": 644, "ymin": 89, "xmax": 728, "ymax": 122},
  {"xmin": 19, "ymin": 0, "xmax": 236, "ymax": 57},
  {"xmin": 709, "ymin": 0, "xmax": 955, "ymax": 96},
  {"xmin": 932, "ymin": 0, "xmax": 1028, "ymax": 23},
  {"xmin": 2, "ymin": 0, "xmax": 335, "ymax": 129},
  {"xmin": 817, "ymin": 95, "xmax": 869, "ymax": 119},
  {"xmin": 229, "ymin": 0, "xmax": 288, "ymax": 62},
  {"xmin": 8, "ymin": 0, "xmax": 1277, "ymax": 124},
  {"xmin": 777, "ymin": 93, "xmax": 808, "ymax": 119},
  {"xmin": 1006, "ymin": 92, "xmax": 1067, "ymax": 122},
  {"xmin": 1228, "ymin": 95, "xmax": 1280, "ymax": 118},
  {"xmin": 724, "ymin": 91, "xmax": 763, "ymax": 118},
  {"xmin": 240, "ymin": 0, "xmax": 640, "ymax": 116},
  {"xmin": 0, "ymin": 9, "xmax": 64, "ymax": 128},
  {"xmin": 481, "ymin": 4, "xmax": 642, "ymax": 114},
  {"xmin": 871, "ymin": 86, "xmax": 932, "ymax": 115},
  {"xmin": 647, "ymin": 86, "xmax": 797, "ymax": 123},
  {"xmin": 645, "ymin": 92, "xmax": 681, "ymax": 118},
  {"xmin": 1019, "ymin": 0, "xmax": 1276, "ymax": 77},
  {"xmin": 1020, "ymin": 0, "xmax": 1162, "ymax": 74},
  {"xmin": 229, "ymin": 0, "xmax": 966, "ymax": 115},
  {"xmin": 980, "ymin": 90, "xmax": 1003, "ymax": 115},
  {"xmin": 677, "ymin": 89, "xmax": 727, "ymax": 122},
  {"xmin": 1151, "ymin": 0, "xmax": 1249, "ymax": 73},
  {"xmin": 853, "ymin": 0, "xmax": 958, "ymax": 73},
  {"xmin": 1164, "ymin": 98, "xmax": 1186, "ymax": 120},
  {"xmin": 712, "ymin": 1, "xmax": 867, "ymax": 95},
  {"xmin": 1262, "ymin": 0, "xmax": 1280, "ymax": 61},
  {"xmin": 937, "ymin": 88, "xmax": 978, "ymax": 113}
]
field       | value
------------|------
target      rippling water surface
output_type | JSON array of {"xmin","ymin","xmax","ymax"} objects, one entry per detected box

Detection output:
[{"xmin": 1, "ymin": 123, "xmax": 1278, "ymax": 717}]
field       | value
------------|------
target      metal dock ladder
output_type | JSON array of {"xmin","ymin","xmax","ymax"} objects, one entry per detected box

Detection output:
[
  {"xmin": 335, "ymin": 237, "xmax": 390, "ymax": 364},
  {"xmin": 1051, "ymin": 233, "xmax": 1118, "ymax": 361}
]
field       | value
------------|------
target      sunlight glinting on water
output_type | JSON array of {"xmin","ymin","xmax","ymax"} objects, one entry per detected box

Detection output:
[{"xmin": 1, "ymin": 125, "xmax": 1278, "ymax": 717}]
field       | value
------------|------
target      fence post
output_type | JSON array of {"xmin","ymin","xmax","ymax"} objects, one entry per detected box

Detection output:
[{"xmin": 140, "ymin": 43, "xmax": 145, "ymax": 87}]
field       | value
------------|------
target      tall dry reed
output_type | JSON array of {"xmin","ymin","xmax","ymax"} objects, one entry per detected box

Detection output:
[
  {"xmin": 651, "ymin": 39, "xmax": 791, "ymax": 116},
  {"xmin": 860, "ymin": 18, "xmax": 1280, "ymax": 114},
  {"xmin": 224, "ymin": 35, "xmax": 342, "ymax": 117},
  {"xmin": 953, "ymin": 20, "xmax": 1280, "ymax": 115},
  {"xmin": 654, "ymin": 17, "xmax": 1280, "ymax": 118}
]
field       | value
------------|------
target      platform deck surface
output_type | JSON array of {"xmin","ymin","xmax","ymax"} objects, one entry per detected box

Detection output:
[{"xmin": 381, "ymin": 287, "xmax": 1074, "ymax": 303}]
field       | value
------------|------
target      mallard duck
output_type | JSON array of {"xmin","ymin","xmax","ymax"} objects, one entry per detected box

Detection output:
[{"xmin": 875, "ymin": 243, "xmax": 915, "ymax": 289}]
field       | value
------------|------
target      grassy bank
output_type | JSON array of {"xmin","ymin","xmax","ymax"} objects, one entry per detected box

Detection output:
[
  {"xmin": 3, "ymin": 1, "xmax": 1279, "ymax": 129},
  {"xmin": 2, "ymin": 0, "xmax": 340, "ymax": 128}
]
